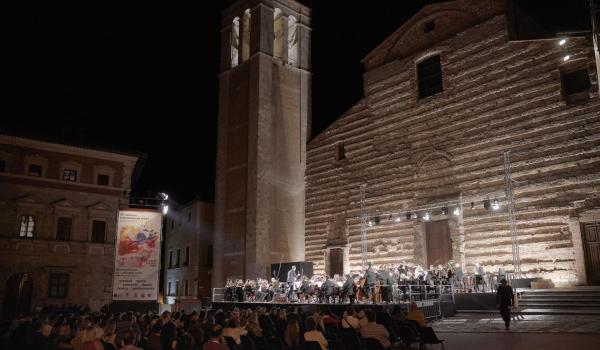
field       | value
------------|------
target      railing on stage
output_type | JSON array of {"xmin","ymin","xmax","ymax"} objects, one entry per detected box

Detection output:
[
  {"xmin": 394, "ymin": 284, "xmax": 454, "ymax": 303},
  {"xmin": 212, "ymin": 288, "xmax": 226, "ymax": 302}
]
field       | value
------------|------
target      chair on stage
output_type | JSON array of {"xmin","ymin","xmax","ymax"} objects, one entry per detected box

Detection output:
[{"xmin": 419, "ymin": 327, "xmax": 445, "ymax": 350}]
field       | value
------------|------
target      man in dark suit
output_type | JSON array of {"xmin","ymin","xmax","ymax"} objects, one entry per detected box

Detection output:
[
  {"xmin": 342, "ymin": 274, "xmax": 356, "ymax": 304},
  {"xmin": 321, "ymin": 276, "xmax": 335, "ymax": 303},
  {"xmin": 496, "ymin": 278, "xmax": 514, "ymax": 330},
  {"xmin": 365, "ymin": 263, "xmax": 377, "ymax": 303},
  {"xmin": 378, "ymin": 267, "xmax": 393, "ymax": 303}
]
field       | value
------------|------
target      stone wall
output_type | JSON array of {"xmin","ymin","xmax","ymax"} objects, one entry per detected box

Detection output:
[{"xmin": 306, "ymin": 6, "xmax": 600, "ymax": 286}]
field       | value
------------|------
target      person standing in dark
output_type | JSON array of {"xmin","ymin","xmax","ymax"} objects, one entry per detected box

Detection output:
[{"xmin": 496, "ymin": 279, "xmax": 514, "ymax": 330}]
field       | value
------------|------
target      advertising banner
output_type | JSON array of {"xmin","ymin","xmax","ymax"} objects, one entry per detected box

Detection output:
[{"xmin": 112, "ymin": 210, "xmax": 161, "ymax": 300}]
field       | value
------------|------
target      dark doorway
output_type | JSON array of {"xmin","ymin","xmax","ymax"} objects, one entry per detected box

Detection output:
[
  {"xmin": 581, "ymin": 222, "xmax": 600, "ymax": 285},
  {"xmin": 2, "ymin": 273, "xmax": 33, "ymax": 321},
  {"xmin": 425, "ymin": 220, "xmax": 452, "ymax": 267},
  {"xmin": 329, "ymin": 248, "xmax": 344, "ymax": 277}
]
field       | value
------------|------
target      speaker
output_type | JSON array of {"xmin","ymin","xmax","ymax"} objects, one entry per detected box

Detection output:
[{"xmin": 483, "ymin": 199, "xmax": 490, "ymax": 210}]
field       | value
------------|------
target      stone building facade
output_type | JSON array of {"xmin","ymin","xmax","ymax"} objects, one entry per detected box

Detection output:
[
  {"xmin": 0, "ymin": 134, "xmax": 144, "ymax": 319},
  {"xmin": 213, "ymin": 0, "xmax": 311, "ymax": 288},
  {"xmin": 305, "ymin": 0, "xmax": 600, "ymax": 286},
  {"xmin": 164, "ymin": 199, "xmax": 213, "ymax": 310}
]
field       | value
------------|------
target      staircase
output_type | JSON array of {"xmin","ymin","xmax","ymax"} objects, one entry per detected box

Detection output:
[{"xmin": 518, "ymin": 287, "xmax": 600, "ymax": 315}]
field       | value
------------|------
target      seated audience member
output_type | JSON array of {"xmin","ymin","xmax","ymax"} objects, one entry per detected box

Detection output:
[
  {"xmin": 222, "ymin": 318, "xmax": 247, "ymax": 345},
  {"xmin": 284, "ymin": 318, "xmax": 300, "ymax": 349},
  {"xmin": 303, "ymin": 317, "xmax": 328, "ymax": 350},
  {"xmin": 357, "ymin": 310, "xmax": 369, "ymax": 328},
  {"xmin": 144, "ymin": 322, "xmax": 163, "ymax": 350},
  {"xmin": 341, "ymin": 306, "xmax": 360, "ymax": 330},
  {"xmin": 322, "ymin": 309, "xmax": 341, "ymax": 328},
  {"xmin": 203, "ymin": 325, "xmax": 230, "ymax": 350},
  {"xmin": 359, "ymin": 309, "xmax": 391, "ymax": 350},
  {"xmin": 405, "ymin": 302, "xmax": 426, "ymax": 327},
  {"xmin": 120, "ymin": 330, "xmax": 142, "ymax": 350},
  {"xmin": 390, "ymin": 305, "xmax": 406, "ymax": 322}
]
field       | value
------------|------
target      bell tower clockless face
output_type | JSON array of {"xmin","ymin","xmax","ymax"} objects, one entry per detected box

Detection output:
[{"xmin": 213, "ymin": 0, "xmax": 312, "ymax": 287}]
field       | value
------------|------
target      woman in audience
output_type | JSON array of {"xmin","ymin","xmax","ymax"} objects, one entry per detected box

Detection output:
[
  {"xmin": 303, "ymin": 317, "xmax": 328, "ymax": 350},
  {"xmin": 284, "ymin": 318, "xmax": 300, "ymax": 349},
  {"xmin": 405, "ymin": 302, "xmax": 426, "ymax": 327}
]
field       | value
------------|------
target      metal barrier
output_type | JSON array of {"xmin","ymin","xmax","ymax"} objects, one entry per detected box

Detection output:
[
  {"xmin": 393, "ymin": 284, "xmax": 454, "ymax": 303},
  {"xmin": 212, "ymin": 288, "xmax": 226, "ymax": 302}
]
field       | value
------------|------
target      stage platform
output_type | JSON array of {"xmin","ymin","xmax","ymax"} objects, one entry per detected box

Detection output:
[{"xmin": 211, "ymin": 300, "xmax": 456, "ymax": 318}]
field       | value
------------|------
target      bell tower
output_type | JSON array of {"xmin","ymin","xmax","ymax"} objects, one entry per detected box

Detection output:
[{"xmin": 213, "ymin": 0, "xmax": 311, "ymax": 288}]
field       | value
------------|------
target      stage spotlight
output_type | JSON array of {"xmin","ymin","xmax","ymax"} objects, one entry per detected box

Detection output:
[
  {"xmin": 559, "ymin": 38, "xmax": 566, "ymax": 46},
  {"xmin": 470, "ymin": 202, "xmax": 475, "ymax": 210},
  {"xmin": 158, "ymin": 192, "xmax": 169, "ymax": 200},
  {"xmin": 563, "ymin": 54, "xmax": 570, "ymax": 61},
  {"xmin": 441, "ymin": 206, "xmax": 448, "ymax": 215},
  {"xmin": 453, "ymin": 207, "xmax": 461, "ymax": 216},
  {"xmin": 367, "ymin": 219, "xmax": 374, "ymax": 227},
  {"xmin": 411, "ymin": 212, "xmax": 418, "ymax": 220},
  {"xmin": 406, "ymin": 212, "xmax": 412, "ymax": 220},
  {"xmin": 483, "ymin": 199, "xmax": 491, "ymax": 210},
  {"xmin": 373, "ymin": 215, "xmax": 380, "ymax": 225},
  {"xmin": 394, "ymin": 215, "xmax": 401, "ymax": 223},
  {"xmin": 423, "ymin": 212, "xmax": 430, "ymax": 221},
  {"xmin": 492, "ymin": 198, "xmax": 500, "ymax": 211},
  {"xmin": 161, "ymin": 204, "xmax": 169, "ymax": 215}
]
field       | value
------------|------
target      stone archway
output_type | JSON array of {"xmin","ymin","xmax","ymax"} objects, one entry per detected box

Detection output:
[{"xmin": 2, "ymin": 273, "xmax": 33, "ymax": 321}]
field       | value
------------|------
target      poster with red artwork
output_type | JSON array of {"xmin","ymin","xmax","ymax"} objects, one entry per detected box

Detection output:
[{"xmin": 112, "ymin": 210, "xmax": 161, "ymax": 300}]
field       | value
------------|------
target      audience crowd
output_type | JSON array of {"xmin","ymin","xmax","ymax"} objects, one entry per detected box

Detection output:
[{"xmin": 0, "ymin": 302, "xmax": 438, "ymax": 350}]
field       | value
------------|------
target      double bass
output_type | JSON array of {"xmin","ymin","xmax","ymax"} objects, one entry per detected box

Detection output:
[{"xmin": 356, "ymin": 275, "xmax": 367, "ymax": 301}]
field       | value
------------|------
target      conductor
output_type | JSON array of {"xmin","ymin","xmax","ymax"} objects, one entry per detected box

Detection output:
[{"xmin": 287, "ymin": 265, "xmax": 300, "ymax": 298}]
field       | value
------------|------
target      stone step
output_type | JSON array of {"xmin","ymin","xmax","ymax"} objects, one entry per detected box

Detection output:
[
  {"xmin": 519, "ymin": 297, "xmax": 600, "ymax": 303},
  {"xmin": 518, "ymin": 302, "xmax": 600, "ymax": 308},
  {"xmin": 520, "ymin": 296, "xmax": 600, "ymax": 300}
]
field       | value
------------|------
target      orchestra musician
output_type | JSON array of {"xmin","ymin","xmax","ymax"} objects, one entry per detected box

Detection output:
[
  {"xmin": 287, "ymin": 265, "xmax": 300, "ymax": 300},
  {"xmin": 378, "ymin": 265, "xmax": 393, "ymax": 303},
  {"xmin": 341, "ymin": 274, "xmax": 356, "ymax": 304},
  {"xmin": 364, "ymin": 263, "xmax": 377, "ymax": 304},
  {"xmin": 321, "ymin": 275, "xmax": 335, "ymax": 303}
]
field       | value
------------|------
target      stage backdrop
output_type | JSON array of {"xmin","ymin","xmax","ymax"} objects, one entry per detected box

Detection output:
[
  {"xmin": 271, "ymin": 261, "xmax": 314, "ymax": 281},
  {"xmin": 112, "ymin": 210, "xmax": 162, "ymax": 301}
]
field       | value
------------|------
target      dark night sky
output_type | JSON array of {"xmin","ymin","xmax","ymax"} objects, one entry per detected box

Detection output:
[{"xmin": 0, "ymin": 0, "xmax": 590, "ymax": 205}]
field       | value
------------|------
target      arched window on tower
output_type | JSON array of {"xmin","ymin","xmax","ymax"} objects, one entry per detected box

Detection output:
[
  {"xmin": 273, "ymin": 8, "xmax": 285, "ymax": 60},
  {"xmin": 287, "ymin": 15, "xmax": 298, "ymax": 66},
  {"xmin": 231, "ymin": 16, "xmax": 240, "ymax": 67},
  {"xmin": 241, "ymin": 9, "xmax": 251, "ymax": 62}
]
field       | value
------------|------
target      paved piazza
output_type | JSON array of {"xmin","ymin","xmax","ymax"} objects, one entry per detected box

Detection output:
[{"xmin": 429, "ymin": 313, "xmax": 600, "ymax": 350}]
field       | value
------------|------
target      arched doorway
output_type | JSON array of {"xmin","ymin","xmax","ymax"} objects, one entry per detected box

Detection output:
[{"xmin": 2, "ymin": 273, "xmax": 33, "ymax": 321}]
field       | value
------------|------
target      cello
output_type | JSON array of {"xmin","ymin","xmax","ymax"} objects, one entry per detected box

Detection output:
[{"xmin": 356, "ymin": 275, "xmax": 367, "ymax": 302}]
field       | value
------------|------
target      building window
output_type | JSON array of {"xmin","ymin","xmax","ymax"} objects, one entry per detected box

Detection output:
[
  {"xmin": 424, "ymin": 20, "xmax": 435, "ymax": 33},
  {"xmin": 175, "ymin": 280, "xmax": 180, "ymax": 296},
  {"xmin": 91, "ymin": 220, "xmax": 106, "ymax": 243},
  {"xmin": 207, "ymin": 245, "xmax": 213, "ymax": 267},
  {"xmin": 336, "ymin": 143, "xmax": 346, "ymax": 161},
  {"xmin": 0, "ymin": 159, "xmax": 5, "ymax": 172},
  {"xmin": 176, "ymin": 248, "xmax": 181, "ymax": 267},
  {"xmin": 169, "ymin": 251, "xmax": 174, "ymax": 268},
  {"xmin": 184, "ymin": 279, "xmax": 189, "ymax": 296},
  {"xmin": 56, "ymin": 217, "xmax": 72, "ymax": 241},
  {"xmin": 62, "ymin": 169, "xmax": 78, "ymax": 182},
  {"xmin": 184, "ymin": 246, "xmax": 190, "ymax": 266},
  {"xmin": 19, "ymin": 215, "xmax": 35, "ymax": 238},
  {"xmin": 561, "ymin": 67, "xmax": 591, "ymax": 104},
  {"xmin": 168, "ymin": 281, "xmax": 172, "ymax": 296},
  {"xmin": 28, "ymin": 164, "xmax": 43, "ymax": 177},
  {"xmin": 97, "ymin": 174, "xmax": 110, "ymax": 186},
  {"xmin": 417, "ymin": 55, "xmax": 443, "ymax": 99},
  {"xmin": 48, "ymin": 273, "xmax": 69, "ymax": 298},
  {"xmin": 188, "ymin": 212, "xmax": 192, "ymax": 222}
]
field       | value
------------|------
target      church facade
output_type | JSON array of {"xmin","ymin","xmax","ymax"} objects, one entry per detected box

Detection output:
[{"xmin": 305, "ymin": 0, "xmax": 600, "ymax": 286}]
